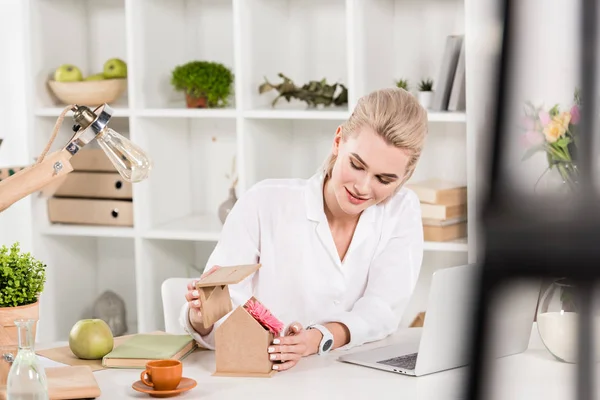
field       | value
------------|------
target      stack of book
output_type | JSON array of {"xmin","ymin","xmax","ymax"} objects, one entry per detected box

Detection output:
[{"xmin": 406, "ymin": 178, "xmax": 468, "ymax": 242}]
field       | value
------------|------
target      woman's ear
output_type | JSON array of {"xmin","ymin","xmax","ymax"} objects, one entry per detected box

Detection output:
[{"xmin": 332, "ymin": 126, "xmax": 343, "ymax": 156}]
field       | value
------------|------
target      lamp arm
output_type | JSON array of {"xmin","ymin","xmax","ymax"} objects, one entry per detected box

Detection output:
[
  {"xmin": 0, "ymin": 149, "xmax": 73, "ymax": 213},
  {"xmin": 0, "ymin": 104, "xmax": 76, "ymax": 213}
]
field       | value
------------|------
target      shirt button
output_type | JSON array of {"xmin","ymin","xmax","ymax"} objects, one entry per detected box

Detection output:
[{"xmin": 333, "ymin": 299, "xmax": 340, "ymax": 305}]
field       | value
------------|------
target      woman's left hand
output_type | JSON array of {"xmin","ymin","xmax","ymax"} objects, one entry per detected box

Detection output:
[{"xmin": 267, "ymin": 322, "xmax": 321, "ymax": 371}]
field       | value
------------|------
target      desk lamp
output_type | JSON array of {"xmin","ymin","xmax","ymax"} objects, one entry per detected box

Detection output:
[{"xmin": 0, "ymin": 103, "xmax": 152, "ymax": 213}]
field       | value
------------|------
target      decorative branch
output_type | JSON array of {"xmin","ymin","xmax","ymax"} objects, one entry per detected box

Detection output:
[{"xmin": 259, "ymin": 73, "xmax": 348, "ymax": 108}]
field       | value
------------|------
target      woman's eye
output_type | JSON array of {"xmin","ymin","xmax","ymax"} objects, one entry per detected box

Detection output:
[
  {"xmin": 350, "ymin": 160, "xmax": 362, "ymax": 170},
  {"xmin": 377, "ymin": 177, "xmax": 392, "ymax": 185}
]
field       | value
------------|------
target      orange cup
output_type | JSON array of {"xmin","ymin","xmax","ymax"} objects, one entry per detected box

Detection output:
[{"xmin": 140, "ymin": 360, "xmax": 182, "ymax": 391}]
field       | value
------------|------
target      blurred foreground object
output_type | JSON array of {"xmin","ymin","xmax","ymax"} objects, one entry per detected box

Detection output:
[{"xmin": 467, "ymin": 0, "xmax": 599, "ymax": 399}]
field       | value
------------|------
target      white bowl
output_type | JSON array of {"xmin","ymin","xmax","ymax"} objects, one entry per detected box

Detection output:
[{"xmin": 47, "ymin": 78, "xmax": 127, "ymax": 106}]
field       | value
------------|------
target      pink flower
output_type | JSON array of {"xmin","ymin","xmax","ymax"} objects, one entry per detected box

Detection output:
[
  {"xmin": 570, "ymin": 105, "xmax": 580, "ymax": 125},
  {"xmin": 521, "ymin": 116, "xmax": 536, "ymax": 130},
  {"xmin": 538, "ymin": 111, "xmax": 551, "ymax": 126},
  {"xmin": 525, "ymin": 130, "xmax": 544, "ymax": 146},
  {"xmin": 244, "ymin": 299, "xmax": 284, "ymax": 335}
]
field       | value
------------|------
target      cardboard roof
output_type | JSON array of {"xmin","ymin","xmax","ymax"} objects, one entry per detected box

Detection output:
[{"xmin": 195, "ymin": 264, "xmax": 261, "ymax": 288}]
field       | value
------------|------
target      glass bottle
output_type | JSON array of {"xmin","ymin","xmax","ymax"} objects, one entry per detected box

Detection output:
[
  {"xmin": 96, "ymin": 127, "xmax": 153, "ymax": 183},
  {"xmin": 6, "ymin": 319, "xmax": 48, "ymax": 400}
]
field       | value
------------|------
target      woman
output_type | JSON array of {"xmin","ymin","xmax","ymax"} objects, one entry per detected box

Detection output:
[{"xmin": 180, "ymin": 87, "xmax": 428, "ymax": 372}]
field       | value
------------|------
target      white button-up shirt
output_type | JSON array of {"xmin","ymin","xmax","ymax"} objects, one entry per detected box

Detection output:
[{"xmin": 180, "ymin": 172, "xmax": 424, "ymax": 350}]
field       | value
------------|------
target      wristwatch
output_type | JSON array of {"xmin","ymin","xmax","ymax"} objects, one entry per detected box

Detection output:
[{"xmin": 307, "ymin": 324, "xmax": 334, "ymax": 355}]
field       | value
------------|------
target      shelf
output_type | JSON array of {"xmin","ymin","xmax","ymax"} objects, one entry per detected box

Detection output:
[
  {"xmin": 15, "ymin": 0, "xmax": 474, "ymax": 341},
  {"xmin": 243, "ymin": 107, "xmax": 350, "ymax": 120},
  {"xmin": 137, "ymin": 107, "xmax": 237, "ymax": 119},
  {"xmin": 40, "ymin": 224, "xmax": 135, "ymax": 238},
  {"xmin": 427, "ymin": 111, "xmax": 466, "ymax": 123},
  {"xmin": 131, "ymin": 0, "xmax": 235, "ymax": 109},
  {"xmin": 29, "ymin": 0, "xmax": 129, "ymax": 109},
  {"xmin": 239, "ymin": 0, "xmax": 348, "ymax": 110},
  {"xmin": 34, "ymin": 106, "xmax": 132, "ymax": 118},
  {"xmin": 423, "ymin": 238, "xmax": 468, "ymax": 252},
  {"xmin": 143, "ymin": 214, "xmax": 222, "ymax": 241},
  {"xmin": 134, "ymin": 117, "xmax": 237, "ymax": 231}
]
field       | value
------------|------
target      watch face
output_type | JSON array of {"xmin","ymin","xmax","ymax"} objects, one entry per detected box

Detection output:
[{"xmin": 323, "ymin": 339, "xmax": 333, "ymax": 352}]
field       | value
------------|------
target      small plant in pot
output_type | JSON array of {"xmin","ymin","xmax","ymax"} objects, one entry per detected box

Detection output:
[
  {"xmin": 171, "ymin": 61, "xmax": 234, "ymax": 108},
  {"xmin": 395, "ymin": 79, "xmax": 409, "ymax": 92},
  {"xmin": 417, "ymin": 78, "xmax": 434, "ymax": 109},
  {"xmin": 0, "ymin": 242, "xmax": 46, "ymax": 351}
]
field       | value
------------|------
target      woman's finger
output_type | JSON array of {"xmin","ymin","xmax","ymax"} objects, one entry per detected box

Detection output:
[
  {"xmin": 269, "ymin": 351, "xmax": 301, "ymax": 362},
  {"xmin": 285, "ymin": 322, "xmax": 303, "ymax": 336},
  {"xmin": 273, "ymin": 359, "xmax": 298, "ymax": 371},
  {"xmin": 268, "ymin": 344, "xmax": 303, "ymax": 355},
  {"xmin": 186, "ymin": 280, "xmax": 198, "ymax": 291},
  {"xmin": 184, "ymin": 289, "xmax": 200, "ymax": 302}
]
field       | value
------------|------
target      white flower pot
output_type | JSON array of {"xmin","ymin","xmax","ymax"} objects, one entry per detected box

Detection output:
[{"xmin": 418, "ymin": 91, "xmax": 433, "ymax": 109}]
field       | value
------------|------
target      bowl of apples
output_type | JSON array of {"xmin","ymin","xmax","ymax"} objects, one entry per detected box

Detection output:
[{"xmin": 47, "ymin": 58, "xmax": 128, "ymax": 106}]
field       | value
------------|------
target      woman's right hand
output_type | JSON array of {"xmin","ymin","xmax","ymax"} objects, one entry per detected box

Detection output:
[{"xmin": 185, "ymin": 265, "xmax": 220, "ymax": 335}]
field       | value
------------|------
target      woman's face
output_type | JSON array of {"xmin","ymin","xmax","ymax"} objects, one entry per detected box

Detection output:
[{"xmin": 329, "ymin": 125, "xmax": 411, "ymax": 215}]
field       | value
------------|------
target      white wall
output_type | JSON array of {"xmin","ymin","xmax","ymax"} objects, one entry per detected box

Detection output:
[{"xmin": 0, "ymin": 0, "xmax": 33, "ymax": 252}]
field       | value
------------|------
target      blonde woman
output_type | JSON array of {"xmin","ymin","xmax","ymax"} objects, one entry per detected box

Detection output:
[{"xmin": 180, "ymin": 87, "xmax": 428, "ymax": 372}]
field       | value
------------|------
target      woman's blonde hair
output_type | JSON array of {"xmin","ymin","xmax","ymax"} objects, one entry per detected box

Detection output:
[{"xmin": 322, "ymin": 87, "xmax": 428, "ymax": 188}]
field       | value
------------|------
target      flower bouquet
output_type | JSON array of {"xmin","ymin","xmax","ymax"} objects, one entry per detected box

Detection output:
[{"xmin": 521, "ymin": 90, "xmax": 581, "ymax": 192}]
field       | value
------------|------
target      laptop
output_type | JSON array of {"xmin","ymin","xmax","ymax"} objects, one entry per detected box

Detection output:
[{"xmin": 337, "ymin": 263, "xmax": 540, "ymax": 376}]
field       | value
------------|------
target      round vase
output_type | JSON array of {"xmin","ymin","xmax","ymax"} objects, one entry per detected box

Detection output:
[{"xmin": 536, "ymin": 278, "xmax": 598, "ymax": 363}]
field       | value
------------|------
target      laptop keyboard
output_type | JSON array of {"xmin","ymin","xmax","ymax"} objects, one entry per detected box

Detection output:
[{"xmin": 377, "ymin": 353, "xmax": 418, "ymax": 370}]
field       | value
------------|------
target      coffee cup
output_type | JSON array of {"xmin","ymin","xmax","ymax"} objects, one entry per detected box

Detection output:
[{"xmin": 140, "ymin": 360, "xmax": 182, "ymax": 391}]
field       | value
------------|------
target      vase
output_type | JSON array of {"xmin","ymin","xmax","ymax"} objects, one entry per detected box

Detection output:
[
  {"xmin": 6, "ymin": 319, "xmax": 49, "ymax": 399},
  {"xmin": 536, "ymin": 278, "xmax": 599, "ymax": 363},
  {"xmin": 418, "ymin": 91, "xmax": 433, "ymax": 109},
  {"xmin": 218, "ymin": 187, "xmax": 237, "ymax": 224},
  {"xmin": 185, "ymin": 93, "xmax": 207, "ymax": 108}
]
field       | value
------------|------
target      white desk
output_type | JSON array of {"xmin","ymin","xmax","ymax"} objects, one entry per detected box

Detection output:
[{"xmin": 37, "ymin": 324, "xmax": 580, "ymax": 399}]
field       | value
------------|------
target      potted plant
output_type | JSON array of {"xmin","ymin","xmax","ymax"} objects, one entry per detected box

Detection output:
[
  {"xmin": 395, "ymin": 78, "xmax": 409, "ymax": 91},
  {"xmin": 170, "ymin": 61, "xmax": 234, "ymax": 108},
  {"xmin": 0, "ymin": 242, "xmax": 46, "ymax": 348},
  {"xmin": 417, "ymin": 78, "xmax": 434, "ymax": 109}
]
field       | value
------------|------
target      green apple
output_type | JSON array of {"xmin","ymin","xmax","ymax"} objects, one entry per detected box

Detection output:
[
  {"xmin": 84, "ymin": 73, "xmax": 105, "ymax": 81},
  {"xmin": 54, "ymin": 64, "xmax": 83, "ymax": 82},
  {"xmin": 69, "ymin": 319, "xmax": 114, "ymax": 360},
  {"xmin": 103, "ymin": 58, "xmax": 127, "ymax": 79}
]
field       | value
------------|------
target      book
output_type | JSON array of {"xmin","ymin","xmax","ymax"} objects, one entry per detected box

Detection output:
[
  {"xmin": 102, "ymin": 334, "xmax": 197, "ymax": 369},
  {"xmin": 422, "ymin": 216, "xmax": 467, "ymax": 226},
  {"xmin": 420, "ymin": 202, "xmax": 467, "ymax": 220},
  {"xmin": 447, "ymin": 40, "xmax": 466, "ymax": 111},
  {"xmin": 431, "ymin": 35, "xmax": 464, "ymax": 111},
  {"xmin": 406, "ymin": 178, "xmax": 467, "ymax": 206},
  {"xmin": 423, "ymin": 222, "xmax": 467, "ymax": 242}
]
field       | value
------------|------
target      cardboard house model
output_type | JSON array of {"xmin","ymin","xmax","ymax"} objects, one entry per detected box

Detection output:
[{"xmin": 194, "ymin": 263, "xmax": 284, "ymax": 377}]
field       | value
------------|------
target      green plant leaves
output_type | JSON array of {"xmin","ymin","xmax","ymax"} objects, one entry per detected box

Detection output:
[
  {"xmin": 170, "ymin": 61, "xmax": 234, "ymax": 108},
  {"xmin": 0, "ymin": 242, "xmax": 46, "ymax": 307}
]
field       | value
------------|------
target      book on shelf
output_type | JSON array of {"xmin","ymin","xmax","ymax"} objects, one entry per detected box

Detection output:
[
  {"xmin": 408, "ymin": 178, "xmax": 468, "ymax": 242},
  {"xmin": 431, "ymin": 34, "xmax": 464, "ymax": 111},
  {"xmin": 406, "ymin": 178, "xmax": 467, "ymax": 206},
  {"xmin": 102, "ymin": 333, "xmax": 197, "ymax": 369}
]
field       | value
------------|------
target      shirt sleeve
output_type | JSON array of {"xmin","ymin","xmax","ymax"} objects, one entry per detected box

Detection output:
[
  {"xmin": 320, "ymin": 190, "xmax": 424, "ymax": 350},
  {"xmin": 179, "ymin": 186, "xmax": 261, "ymax": 349}
]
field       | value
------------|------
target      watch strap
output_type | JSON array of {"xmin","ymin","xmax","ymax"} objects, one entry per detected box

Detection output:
[{"xmin": 308, "ymin": 324, "xmax": 334, "ymax": 355}]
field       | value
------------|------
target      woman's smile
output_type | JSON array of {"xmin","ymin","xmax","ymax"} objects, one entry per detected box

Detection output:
[{"xmin": 345, "ymin": 187, "xmax": 368, "ymax": 205}]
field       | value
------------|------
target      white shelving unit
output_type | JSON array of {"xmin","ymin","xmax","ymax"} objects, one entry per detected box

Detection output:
[{"xmin": 18, "ymin": 0, "xmax": 475, "ymax": 342}]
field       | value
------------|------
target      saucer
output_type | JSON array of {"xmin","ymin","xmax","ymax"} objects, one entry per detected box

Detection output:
[{"xmin": 132, "ymin": 377, "xmax": 197, "ymax": 398}]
